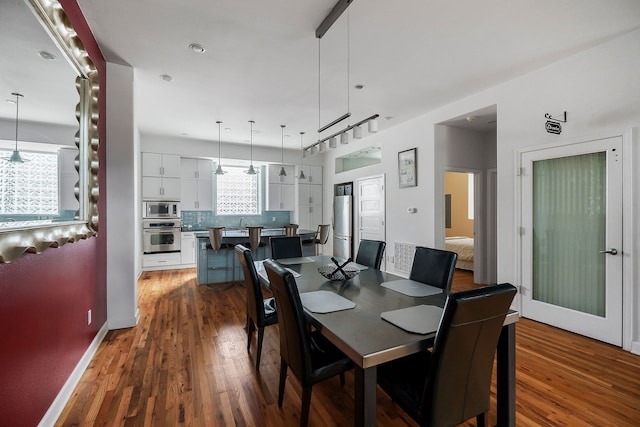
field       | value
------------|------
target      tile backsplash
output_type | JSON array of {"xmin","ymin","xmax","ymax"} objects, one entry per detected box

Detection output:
[{"xmin": 181, "ymin": 210, "xmax": 290, "ymax": 231}]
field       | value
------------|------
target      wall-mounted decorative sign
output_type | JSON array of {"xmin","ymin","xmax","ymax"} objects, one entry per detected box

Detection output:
[
  {"xmin": 544, "ymin": 111, "xmax": 567, "ymax": 135},
  {"xmin": 398, "ymin": 148, "xmax": 417, "ymax": 188}
]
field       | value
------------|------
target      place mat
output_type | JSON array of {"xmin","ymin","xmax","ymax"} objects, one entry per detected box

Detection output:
[
  {"xmin": 300, "ymin": 291, "xmax": 356, "ymax": 314},
  {"xmin": 347, "ymin": 262, "xmax": 369, "ymax": 271},
  {"xmin": 380, "ymin": 279, "xmax": 443, "ymax": 297},
  {"xmin": 277, "ymin": 257, "xmax": 315, "ymax": 265},
  {"xmin": 381, "ymin": 305, "xmax": 444, "ymax": 334}
]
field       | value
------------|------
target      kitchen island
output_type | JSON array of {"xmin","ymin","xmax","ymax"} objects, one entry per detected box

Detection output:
[{"xmin": 194, "ymin": 228, "xmax": 317, "ymax": 285}]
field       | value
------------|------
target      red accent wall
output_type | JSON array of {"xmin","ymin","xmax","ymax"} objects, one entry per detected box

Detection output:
[{"xmin": 0, "ymin": 1, "xmax": 107, "ymax": 425}]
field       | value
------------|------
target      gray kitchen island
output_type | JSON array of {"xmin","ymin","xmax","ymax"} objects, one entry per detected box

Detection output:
[{"xmin": 194, "ymin": 228, "xmax": 317, "ymax": 285}]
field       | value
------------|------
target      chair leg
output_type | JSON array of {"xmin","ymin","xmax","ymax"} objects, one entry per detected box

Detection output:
[
  {"xmin": 339, "ymin": 372, "xmax": 345, "ymax": 386},
  {"xmin": 247, "ymin": 320, "xmax": 254, "ymax": 351},
  {"xmin": 476, "ymin": 412, "xmax": 486, "ymax": 427},
  {"xmin": 256, "ymin": 327, "xmax": 265, "ymax": 370},
  {"xmin": 278, "ymin": 358, "xmax": 288, "ymax": 407},
  {"xmin": 300, "ymin": 386, "xmax": 312, "ymax": 427}
]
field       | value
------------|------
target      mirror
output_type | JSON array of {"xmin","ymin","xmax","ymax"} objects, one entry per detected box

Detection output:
[{"xmin": 0, "ymin": 0, "xmax": 100, "ymax": 262}]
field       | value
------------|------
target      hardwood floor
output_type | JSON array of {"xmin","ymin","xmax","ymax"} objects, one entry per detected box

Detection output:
[{"xmin": 56, "ymin": 268, "xmax": 640, "ymax": 426}]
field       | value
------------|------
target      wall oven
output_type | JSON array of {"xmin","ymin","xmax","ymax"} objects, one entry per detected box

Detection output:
[
  {"xmin": 143, "ymin": 219, "xmax": 181, "ymax": 254},
  {"xmin": 143, "ymin": 201, "xmax": 180, "ymax": 219}
]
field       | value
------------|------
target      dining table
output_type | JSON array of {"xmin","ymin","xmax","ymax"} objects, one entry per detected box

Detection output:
[{"xmin": 255, "ymin": 255, "xmax": 519, "ymax": 427}]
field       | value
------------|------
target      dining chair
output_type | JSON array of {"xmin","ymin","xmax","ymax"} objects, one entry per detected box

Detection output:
[
  {"xmin": 409, "ymin": 246, "xmax": 458, "ymax": 292},
  {"xmin": 301, "ymin": 224, "xmax": 331, "ymax": 255},
  {"xmin": 235, "ymin": 244, "xmax": 278, "ymax": 371},
  {"xmin": 354, "ymin": 239, "xmax": 386, "ymax": 269},
  {"xmin": 270, "ymin": 236, "xmax": 303, "ymax": 260},
  {"xmin": 377, "ymin": 283, "xmax": 517, "ymax": 427},
  {"xmin": 263, "ymin": 259, "xmax": 353, "ymax": 427}
]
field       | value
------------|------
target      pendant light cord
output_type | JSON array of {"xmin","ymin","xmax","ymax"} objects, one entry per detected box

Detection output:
[{"xmin": 14, "ymin": 93, "xmax": 22, "ymax": 151}]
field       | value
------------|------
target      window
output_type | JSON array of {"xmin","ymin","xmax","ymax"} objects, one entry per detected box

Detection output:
[
  {"xmin": 0, "ymin": 150, "xmax": 59, "ymax": 215},
  {"xmin": 215, "ymin": 165, "xmax": 260, "ymax": 215}
]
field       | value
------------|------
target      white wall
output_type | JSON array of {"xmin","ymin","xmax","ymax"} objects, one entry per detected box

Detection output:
[
  {"xmin": 106, "ymin": 62, "xmax": 139, "ymax": 329},
  {"xmin": 321, "ymin": 29, "xmax": 640, "ymax": 350}
]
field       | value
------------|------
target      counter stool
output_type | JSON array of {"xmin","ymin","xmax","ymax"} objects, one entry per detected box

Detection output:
[
  {"xmin": 207, "ymin": 227, "xmax": 234, "ymax": 291},
  {"xmin": 284, "ymin": 224, "xmax": 299, "ymax": 237},
  {"xmin": 302, "ymin": 224, "xmax": 330, "ymax": 255}
]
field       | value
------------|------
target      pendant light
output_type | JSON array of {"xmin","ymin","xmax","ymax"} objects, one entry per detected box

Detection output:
[
  {"xmin": 278, "ymin": 124, "xmax": 287, "ymax": 177},
  {"xmin": 246, "ymin": 120, "xmax": 256, "ymax": 175},
  {"xmin": 297, "ymin": 132, "xmax": 306, "ymax": 180},
  {"xmin": 215, "ymin": 120, "xmax": 225, "ymax": 175},
  {"xmin": 3, "ymin": 92, "xmax": 28, "ymax": 163}
]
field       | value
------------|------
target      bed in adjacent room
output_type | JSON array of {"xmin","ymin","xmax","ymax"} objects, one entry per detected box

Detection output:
[{"xmin": 445, "ymin": 236, "xmax": 474, "ymax": 271}]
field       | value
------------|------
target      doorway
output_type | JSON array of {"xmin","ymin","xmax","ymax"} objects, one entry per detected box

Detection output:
[
  {"xmin": 355, "ymin": 175, "xmax": 386, "ymax": 270},
  {"xmin": 520, "ymin": 136, "xmax": 623, "ymax": 346}
]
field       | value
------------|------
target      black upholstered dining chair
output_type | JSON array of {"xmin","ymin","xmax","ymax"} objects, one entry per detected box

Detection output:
[
  {"xmin": 235, "ymin": 245, "xmax": 278, "ymax": 371},
  {"xmin": 355, "ymin": 239, "xmax": 386, "ymax": 269},
  {"xmin": 270, "ymin": 236, "xmax": 303, "ymax": 260},
  {"xmin": 263, "ymin": 259, "xmax": 353, "ymax": 427},
  {"xmin": 377, "ymin": 283, "xmax": 517, "ymax": 427},
  {"xmin": 409, "ymin": 246, "xmax": 458, "ymax": 292}
]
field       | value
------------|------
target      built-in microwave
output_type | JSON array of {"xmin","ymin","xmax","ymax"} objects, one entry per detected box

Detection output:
[{"xmin": 143, "ymin": 201, "xmax": 180, "ymax": 218}]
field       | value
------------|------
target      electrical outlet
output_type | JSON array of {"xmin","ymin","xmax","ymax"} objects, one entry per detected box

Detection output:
[
  {"xmin": 389, "ymin": 255, "xmax": 395, "ymax": 263},
  {"xmin": 87, "ymin": 309, "xmax": 92, "ymax": 325},
  {"xmin": 272, "ymin": 217, "xmax": 276, "ymax": 222}
]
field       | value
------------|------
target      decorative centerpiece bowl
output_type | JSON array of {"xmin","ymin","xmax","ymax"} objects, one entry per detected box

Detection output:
[{"xmin": 318, "ymin": 257, "xmax": 359, "ymax": 281}]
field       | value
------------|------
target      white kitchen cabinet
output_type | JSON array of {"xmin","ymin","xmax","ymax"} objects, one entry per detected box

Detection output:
[
  {"xmin": 142, "ymin": 252, "xmax": 182, "ymax": 269},
  {"xmin": 266, "ymin": 164, "xmax": 295, "ymax": 211},
  {"xmin": 298, "ymin": 164, "xmax": 322, "ymax": 184},
  {"xmin": 142, "ymin": 152, "xmax": 180, "ymax": 178},
  {"xmin": 142, "ymin": 152, "xmax": 181, "ymax": 200},
  {"xmin": 181, "ymin": 232, "xmax": 196, "ymax": 266},
  {"xmin": 142, "ymin": 176, "xmax": 180, "ymax": 200},
  {"xmin": 296, "ymin": 165, "xmax": 323, "ymax": 230},
  {"xmin": 180, "ymin": 158, "xmax": 213, "ymax": 210}
]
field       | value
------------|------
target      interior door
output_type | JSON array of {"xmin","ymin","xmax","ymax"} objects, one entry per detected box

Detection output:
[
  {"xmin": 520, "ymin": 137, "xmax": 623, "ymax": 345},
  {"xmin": 356, "ymin": 175, "xmax": 386, "ymax": 269}
]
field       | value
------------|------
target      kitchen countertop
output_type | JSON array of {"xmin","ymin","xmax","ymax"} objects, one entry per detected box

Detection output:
[{"xmin": 193, "ymin": 227, "xmax": 316, "ymax": 239}]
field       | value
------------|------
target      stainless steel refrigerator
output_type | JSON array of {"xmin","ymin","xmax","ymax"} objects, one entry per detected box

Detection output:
[{"xmin": 333, "ymin": 195, "xmax": 352, "ymax": 259}]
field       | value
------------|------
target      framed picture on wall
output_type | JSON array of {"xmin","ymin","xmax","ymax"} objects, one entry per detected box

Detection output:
[{"xmin": 398, "ymin": 148, "xmax": 417, "ymax": 188}]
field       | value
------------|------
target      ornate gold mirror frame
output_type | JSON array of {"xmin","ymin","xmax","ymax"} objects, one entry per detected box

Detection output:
[{"xmin": 0, "ymin": 0, "xmax": 99, "ymax": 263}]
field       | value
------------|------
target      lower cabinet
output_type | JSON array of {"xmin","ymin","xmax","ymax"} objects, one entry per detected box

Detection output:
[
  {"xmin": 196, "ymin": 237, "xmax": 241, "ymax": 284},
  {"xmin": 142, "ymin": 252, "xmax": 182, "ymax": 269},
  {"xmin": 181, "ymin": 232, "xmax": 196, "ymax": 266}
]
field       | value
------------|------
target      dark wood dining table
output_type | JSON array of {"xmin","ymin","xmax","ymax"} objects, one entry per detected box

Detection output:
[{"xmin": 257, "ymin": 255, "xmax": 519, "ymax": 427}]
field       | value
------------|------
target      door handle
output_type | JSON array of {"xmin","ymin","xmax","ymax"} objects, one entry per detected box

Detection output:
[{"xmin": 599, "ymin": 248, "xmax": 618, "ymax": 255}]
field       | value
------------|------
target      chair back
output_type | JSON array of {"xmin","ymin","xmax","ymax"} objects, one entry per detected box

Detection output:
[
  {"xmin": 421, "ymin": 283, "xmax": 517, "ymax": 426},
  {"xmin": 235, "ymin": 245, "xmax": 267, "ymax": 325},
  {"xmin": 264, "ymin": 259, "xmax": 314, "ymax": 383},
  {"xmin": 317, "ymin": 224, "xmax": 331, "ymax": 245},
  {"xmin": 355, "ymin": 239, "xmax": 386, "ymax": 269},
  {"xmin": 409, "ymin": 246, "xmax": 458, "ymax": 291},
  {"xmin": 270, "ymin": 236, "xmax": 303, "ymax": 259},
  {"xmin": 284, "ymin": 224, "xmax": 299, "ymax": 237}
]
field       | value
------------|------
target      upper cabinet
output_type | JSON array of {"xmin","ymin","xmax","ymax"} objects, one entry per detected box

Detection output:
[
  {"xmin": 296, "ymin": 165, "xmax": 323, "ymax": 230},
  {"xmin": 298, "ymin": 165, "xmax": 322, "ymax": 185},
  {"xmin": 142, "ymin": 152, "xmax": 181, "ymax": 200},
  {"xmin": 180, "ymin": 158, "xmax": 213, "ymax": 211},
  {"xmin": 266, "ymin": 164, "xmax": 295, "ymax": 211},
  {"xmin": 142, "ymin": 152, "xmax": 181, "ymax": 178}
]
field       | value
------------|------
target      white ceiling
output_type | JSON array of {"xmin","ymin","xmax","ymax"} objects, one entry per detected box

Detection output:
[{"xmin": 4, "ymin": 0, "xmax": 640, "ymax": 149}]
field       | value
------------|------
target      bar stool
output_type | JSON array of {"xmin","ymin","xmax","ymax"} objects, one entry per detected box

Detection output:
[
  {"xmin": 284, "ymin": 224, "xmax": 299, "ymax": 237},
  {"xmin": 302, "ymin": 224, "xmax": 330, "ymax": 255}
]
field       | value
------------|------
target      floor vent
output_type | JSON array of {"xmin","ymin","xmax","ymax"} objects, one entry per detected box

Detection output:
[{"xmin": 394, "ymin": 242, "xmax": 417, "ymax": 274}]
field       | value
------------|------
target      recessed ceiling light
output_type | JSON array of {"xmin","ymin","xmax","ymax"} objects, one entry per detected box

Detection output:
[
  {"xmin": 466, "ymin": 116, "xmax": 478, "ymax": 122},
  {"xmin": 38, "ymin": 50, "xmax": 56, "ymax": 60},
  {"xmin": 189, "ymin": 43, "xmax": 206, "ymax": 53},
  {"xmin": 385, "ymin": 116, "xmax": 393, "ymax": 120},
  {"xmin": 224, "ymin": 127, "xmax": 231, "ymax": 132},
  {"xmin": 6, "ymin": 99, "xmax": 16, "ymax": 104},
  {"xmin": 160, "ymin": 74, "xmax": 173, "ymax": 82}
]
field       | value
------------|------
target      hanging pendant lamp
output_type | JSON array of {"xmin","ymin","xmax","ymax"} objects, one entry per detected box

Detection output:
[
  {"xmin": 298, "ymin": 132, "xmax": 306, "ymax": 180},
  {"xmin": 3, "ymin": 92, "xmax": 29, "ymax": 163},
  {"xmin": 215, "ymin": 120, "xmax": 225, "ymax": 175},
  {"xmin": 278, "ymin": 124, "xmax": 287, "ymax": 177},
  {"xmin": 246, "ymin": 120, "xmax": 256, "ymax": 175}
]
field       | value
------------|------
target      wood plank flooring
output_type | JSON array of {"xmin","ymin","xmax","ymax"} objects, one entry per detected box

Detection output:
[{"xmin": 55, "ymin": 268, "xmax": 640, "ymax": 426}]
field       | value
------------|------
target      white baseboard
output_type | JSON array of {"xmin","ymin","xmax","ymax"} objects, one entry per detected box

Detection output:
[
  {"xmin": 38, "ymin": 321, "xmax": 109, "ymax": 427},
  {"xmin": 631, "ymin": 341, "xmax": 640, "ymax": 356}
]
